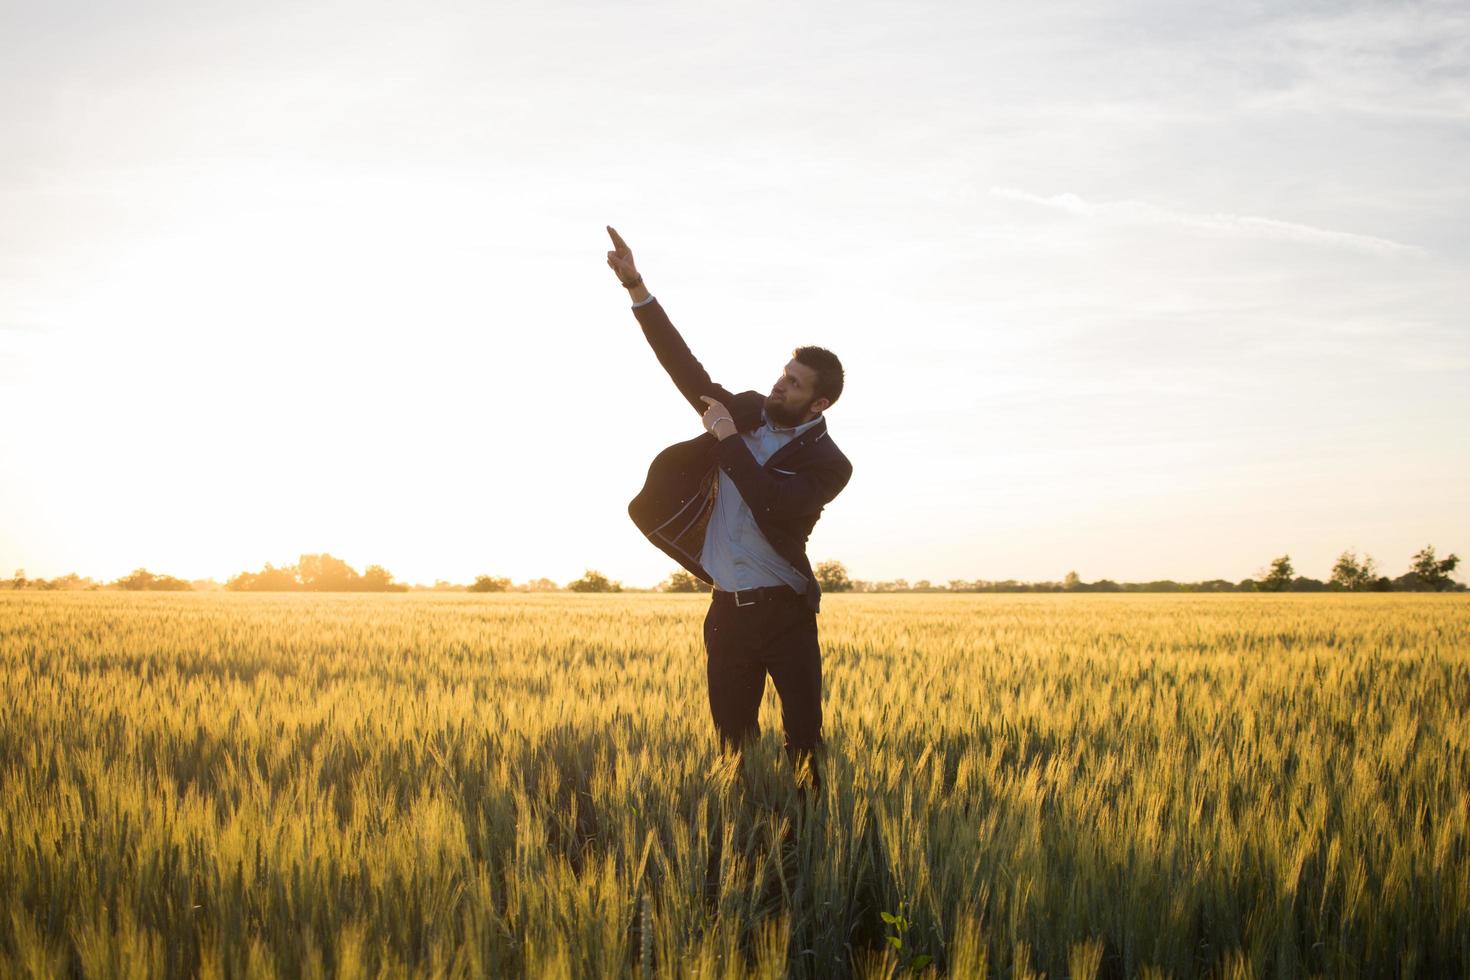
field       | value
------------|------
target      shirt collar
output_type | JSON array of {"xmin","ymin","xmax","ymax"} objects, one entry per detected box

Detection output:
[{"xmin": 762, "ymin": 411, "xmax": 824, "ymax": 437}]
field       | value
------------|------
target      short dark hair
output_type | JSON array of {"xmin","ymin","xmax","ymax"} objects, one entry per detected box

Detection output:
[{"xmin": 792, "ymin": 346, "xmax": 844, "ymax": 407}]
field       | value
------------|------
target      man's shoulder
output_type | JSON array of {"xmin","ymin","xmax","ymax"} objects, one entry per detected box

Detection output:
[
  {"xmin": 731, "ymin": 390, "xmax": 767, "ymax": 430},
  {"xmin": 814, "ymin": 430, "xmax": 852, "ymax": 474},
  {"xmin": 793, "ymin": 421, "xmax": 852, "ymax": 475}
]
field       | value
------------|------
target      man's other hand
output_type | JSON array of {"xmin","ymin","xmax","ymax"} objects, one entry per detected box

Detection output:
[{"xmin": 700, "ymin": 396, "xmax": 737, "ymax": 441}]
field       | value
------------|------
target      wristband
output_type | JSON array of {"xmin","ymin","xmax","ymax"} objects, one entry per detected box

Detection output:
[
  {"xmin": 620, "ymin": 275, "xmax": 644, "ymax": 290},
  {"xmin": 707, "ymin": 416, "xmax": 732, "ymax": 433}
]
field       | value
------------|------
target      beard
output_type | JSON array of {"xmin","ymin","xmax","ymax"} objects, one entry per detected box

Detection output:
[{"xmin": 765, "ymin": 394, "xmax": 816, "ymax": 428}]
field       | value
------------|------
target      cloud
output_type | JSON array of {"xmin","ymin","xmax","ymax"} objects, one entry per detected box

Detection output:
[{"xmin": 990, "ymin": 186, "xmax": 1428, "ymax": 257}]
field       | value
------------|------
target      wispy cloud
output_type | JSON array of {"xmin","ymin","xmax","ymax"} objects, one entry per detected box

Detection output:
[{"xmin": 990, "ymin": 187, "xmax": 1428, "ymax": 257}]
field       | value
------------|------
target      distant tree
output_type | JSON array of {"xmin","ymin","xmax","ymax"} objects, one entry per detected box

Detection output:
[
  {"xmin": 521, "ymin": 577, "xmax": 560, "ymax": 592},
  {"xmin": 359, "ymin": 565, "xmax": 408, "ymax": 593},
  {"xmin": 257, "ymin": 563, "xmax": 302, "ymax": 591},
  {"xmin": 1330, "ymin": 551, "xmax": 1378, "ymax": 592},
  {"xmin": 1289, "ymin": 576, "xmax": 1327, "ymax": 593},
  {"xmin": 1404, "ymin": 545, "xmax": 1461, "ymax": 592},
  {"xmin": 1258, "ymin": 555, "xmax": 1294, "ymax": 593},
  {"xmin": 115, "ymin": 569, "xmax": 156, "ymax": 591},
  {"xmin": 226, "ymin": 562, "xmax": 301, "ymax": 592},
  {"xmin": 661, "ymin": 570, "xmax": 712, "ymax": 593},
  {"xmin": 223, "ymin": 555, "xmax": 404, "ymax": 591},
  {"xmin": 468, "ymin": 575, "xmax": 511, "ymax": 593},
  {"xmin": 814, "ymin": 560, "xmax": 853, "ymax": 593},
  {"xmin": 1063, "ymin": 571, "xmax": 1082, "ymax": 592},
  {"xmin": 567, "ymin": 569, "xmax": 621, "ymax": 593},
  {"xmin": 114, "ymin": 568, "xmax": 191, "ymax": 591},
  {"xmin": 10, "ymin": 569, "xmax": 24, "ymax": 590},
  {"xmin": 298, "ymin": 553, "xmax": 358, "ymax": 592},
  {"xmin": 1236, "ymin": 578, "xmax": 1258, "ymax": 593}
]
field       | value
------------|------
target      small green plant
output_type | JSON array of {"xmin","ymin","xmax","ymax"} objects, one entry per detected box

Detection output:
[{"xmin": 881, "ymin": 900, "xmax": 932, "ymax": 973}]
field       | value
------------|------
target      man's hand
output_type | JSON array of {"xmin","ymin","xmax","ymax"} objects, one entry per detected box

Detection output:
[
  {"xmin": 700, "ymin": 396, "xmax": 737, "ymax": 441},
  {"xmin": 606, "ymin": 226, "xmax": 640, "ymax": 284},
  {"xmin": 606, "ymin": 226, "xmax": 651, "ymax": 303}
]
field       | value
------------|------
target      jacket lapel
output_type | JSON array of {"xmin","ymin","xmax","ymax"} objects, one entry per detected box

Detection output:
[{"xmin": 763, "ymin": 415, "xmax": 827, "ymax": 472}]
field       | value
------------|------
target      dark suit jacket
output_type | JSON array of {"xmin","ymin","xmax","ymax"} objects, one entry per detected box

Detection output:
[{"xmin": 627, "ymin": 298, "xmax": 853, "ymax": 612}]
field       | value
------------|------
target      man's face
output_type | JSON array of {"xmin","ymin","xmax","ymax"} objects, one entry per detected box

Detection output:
[{"xmin": 766, "ymin": 359, "xmax": 828, "ymax": 427}]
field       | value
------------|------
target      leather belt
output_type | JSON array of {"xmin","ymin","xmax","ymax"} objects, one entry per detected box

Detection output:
[{"xmin": 712, "ymin": 585, "xmax": 800, "ymax": 608}]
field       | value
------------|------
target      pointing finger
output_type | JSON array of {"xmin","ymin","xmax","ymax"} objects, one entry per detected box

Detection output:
[{"xmin": 607, "ymin": 226, "xmax": 629, "ymax": 251}]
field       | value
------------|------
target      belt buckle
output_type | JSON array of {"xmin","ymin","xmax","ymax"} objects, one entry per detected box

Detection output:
[{"xmin": 733, "ymin": 588, "xmax": 757, "ymax": 607}]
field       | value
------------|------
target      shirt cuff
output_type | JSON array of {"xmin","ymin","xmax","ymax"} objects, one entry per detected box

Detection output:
[{"xmin": 631, "ymin": 294, "xmax": 656, "ymax": 309}]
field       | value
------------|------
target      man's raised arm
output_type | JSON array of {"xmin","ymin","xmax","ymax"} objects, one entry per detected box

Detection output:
[{"xmin": 606, "ymin": 225, "xmax": 736, "ymax": 415}]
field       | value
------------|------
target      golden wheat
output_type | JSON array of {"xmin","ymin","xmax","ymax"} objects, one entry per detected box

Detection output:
[{"xmin": 0, "ymin": 592, "xmax": 1466, "ymax": 978}]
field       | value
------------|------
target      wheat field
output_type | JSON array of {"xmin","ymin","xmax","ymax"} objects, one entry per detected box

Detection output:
[{"xmin": 0, "ymin": 592, "xmax": 1466, "ymax": 978}]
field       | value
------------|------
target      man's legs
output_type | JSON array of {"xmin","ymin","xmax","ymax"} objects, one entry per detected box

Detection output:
[
  {"xmin": 703, "ymin": 600, "xmax": 765, "ymax": 751},
  {"xmin": 704, "ymin": 595, "xmax": 825, "ymax": 790},
  {"xmin": 760, "ymin": 600, "xmax": 824, "ymax": 791}
]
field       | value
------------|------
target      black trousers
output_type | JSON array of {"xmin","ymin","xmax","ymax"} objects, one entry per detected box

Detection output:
[{"xmin": 702, "ymin": 589, "xmax": 823, "ymax": 773}]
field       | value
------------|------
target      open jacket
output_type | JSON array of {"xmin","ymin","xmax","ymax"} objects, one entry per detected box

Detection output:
[{"xmin": 627, "ymin": 298, "xmax": 853, "ymax": 612}]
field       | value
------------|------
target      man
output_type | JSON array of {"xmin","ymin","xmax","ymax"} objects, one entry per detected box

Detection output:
[{"xmin": 605, "ymin": 226, "xmax": 853, "ymax": 785}]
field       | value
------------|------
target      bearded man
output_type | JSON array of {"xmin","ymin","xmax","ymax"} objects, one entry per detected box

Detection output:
[{"xmin": 605, "ymin": 226, "xmax": 853, "ymax": 786}]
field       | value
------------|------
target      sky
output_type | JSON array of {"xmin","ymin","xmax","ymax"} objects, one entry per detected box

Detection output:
[{"xmin": 2, "ymin": 0, "xmax": 1467, "ymax": 588}]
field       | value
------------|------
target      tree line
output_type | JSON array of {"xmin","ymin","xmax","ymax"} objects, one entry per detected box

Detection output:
[
  {"xmin": 806, "ymin": 546, "xmax": 1462, "ymax": 594},
  {"xmin": 0, "ymin": 555, "xmax": 413, "ymax": 593},
  {"xmin": 0, "ymin": 560, "xmax": 633, "ymax": 594},
  {"xmin": 536, "ymin": 547, "xmax": 1464, "ymax": 594},
  {"xmin": 3, "ymin": 570, "xmax": 193, "ymax": 592},
  {"xmin": 4, "ymin": 545, "xmax": 1460, "ymax": 594}
]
